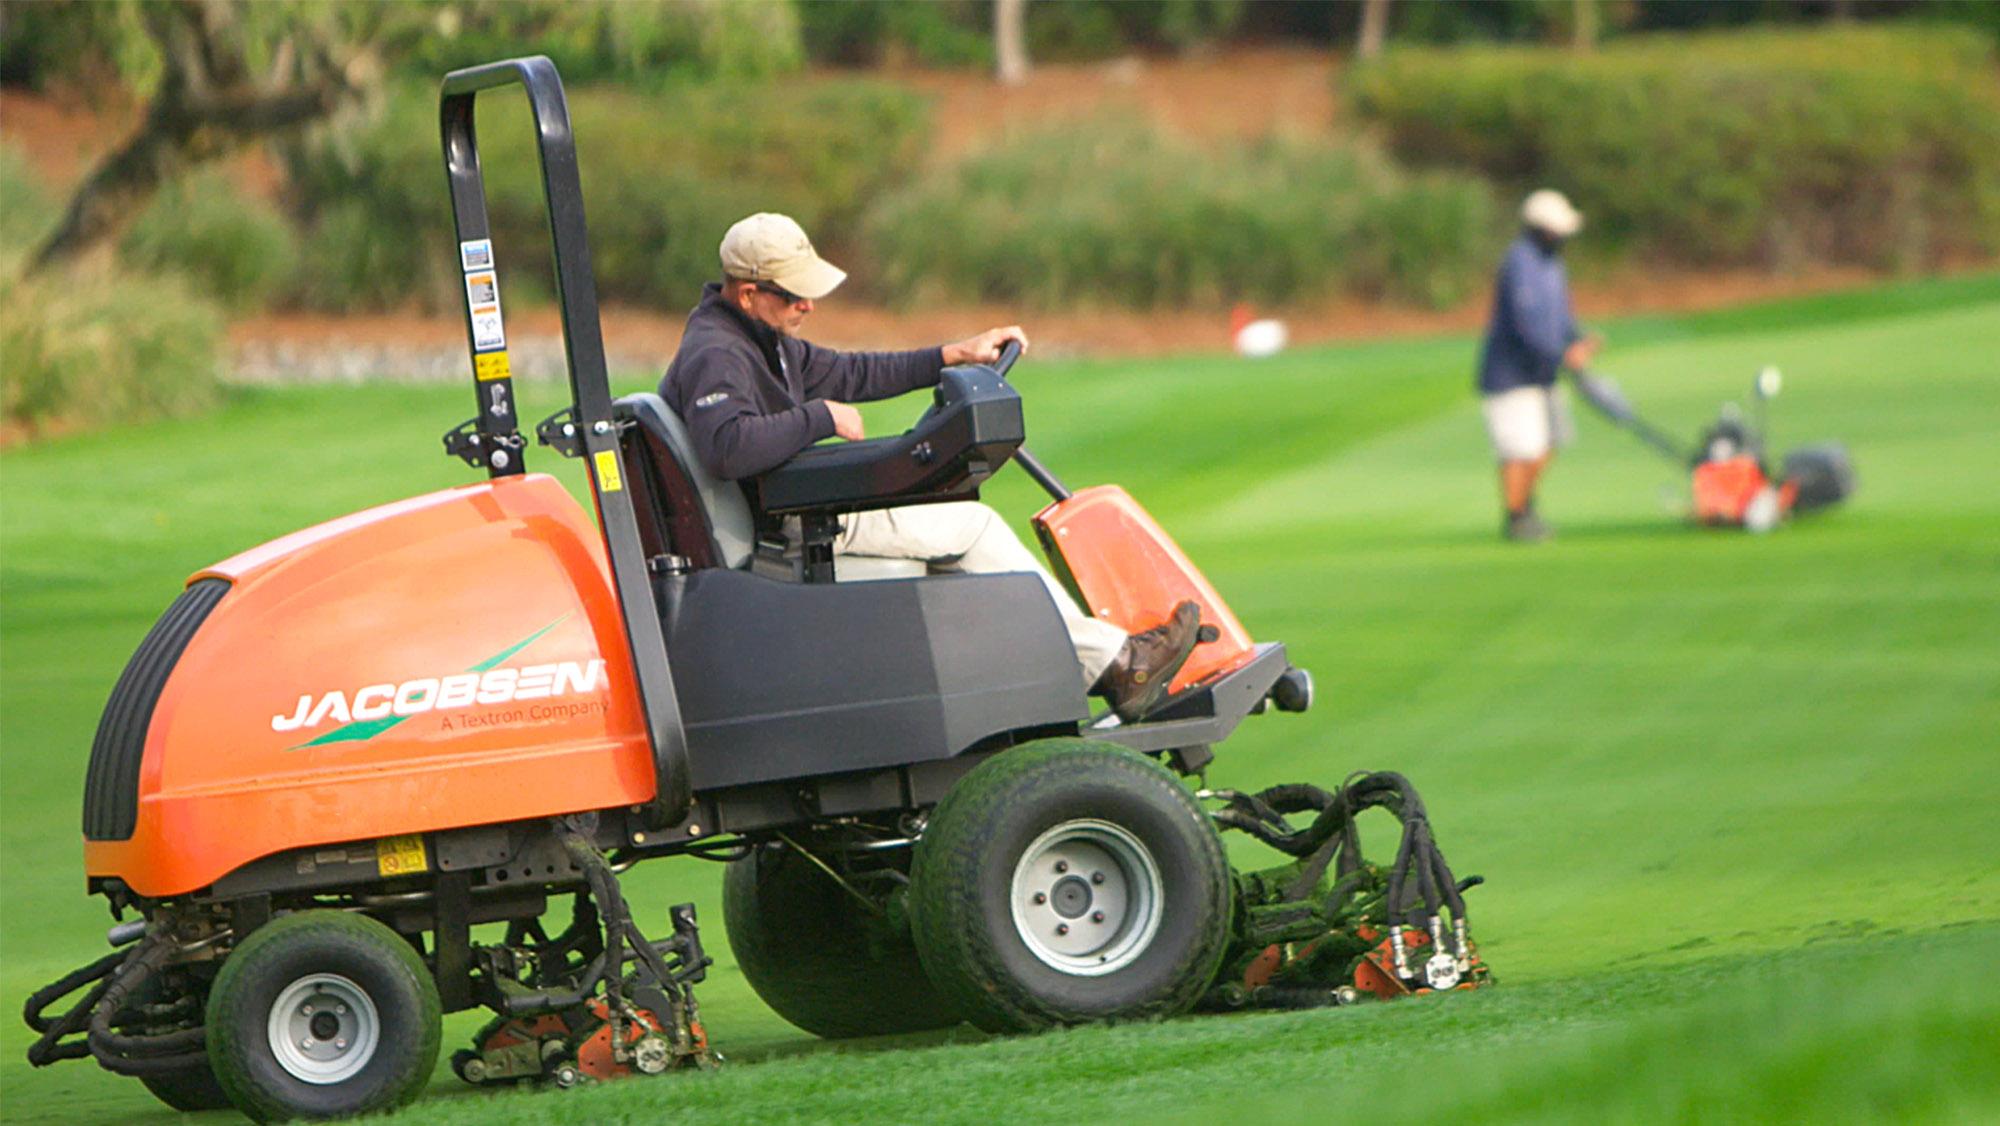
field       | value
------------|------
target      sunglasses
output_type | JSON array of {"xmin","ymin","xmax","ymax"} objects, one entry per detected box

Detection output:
[{"xmin": 755, "ymin": 281, "xmax": 809, "ymax": 305}]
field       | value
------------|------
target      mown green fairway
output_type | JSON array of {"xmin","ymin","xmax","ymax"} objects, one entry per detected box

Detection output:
[{"xmin": 3, "ymin": 275, "xmax": 1997, "ymax": 1123}]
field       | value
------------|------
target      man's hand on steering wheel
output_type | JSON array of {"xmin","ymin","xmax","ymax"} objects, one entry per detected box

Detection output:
[{"xmin": 943, "ymin": 326, "xmax": 1029, "ymax": 367}]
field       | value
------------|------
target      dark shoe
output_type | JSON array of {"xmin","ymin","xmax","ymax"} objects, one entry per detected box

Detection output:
[
  {"xmin": 1504, "ymin": 510, "xmax": 1551, "ymax": 543},
  {"xmin": 1096, "ymin": 600, "xmax": 1202, "ymax": 722}
]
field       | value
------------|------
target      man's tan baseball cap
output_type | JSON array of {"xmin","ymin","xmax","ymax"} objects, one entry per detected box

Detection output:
[
  {"xmin": 720, "ymin": 213, "xmax": 847, "ymax": 300},
  {"xmin": 1522, "ymin": 189, "xmax": 1583, "ymax": 237}
]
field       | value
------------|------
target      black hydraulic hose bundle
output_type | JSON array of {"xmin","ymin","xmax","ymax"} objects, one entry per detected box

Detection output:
[
  {"xmin": 551, "ymin": 816, "xmax": 708, "ymax": 1024},
  {"xmin": 22, "ymin": 949, "xmax": 122, "ymax": 1065},
  {"xmin": 1210, "ymin": 771, "xmax": 1473, "ymax": 938},
  {"xmin": 24, "ymin": 931, "xmax": 207, "ymax": 1075}
]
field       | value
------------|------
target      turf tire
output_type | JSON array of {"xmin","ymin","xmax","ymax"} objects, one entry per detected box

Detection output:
[
  {"xmin": 909, "ymin": 739, "xmax": 1231, "ymax": 1033},
  {"xmin": 140, "ymin": 1059, "xmax": 233, "ymax": 1112},
  {"xmin": 129, "ymin": 971, "xmax": 232, "ymax": 1111},
  {"xmin": 723, "ymin": 838, "xmax": 962, "ymax": 1038},
  {"xmin": 205, "ymin": 911, "xmax": 441, "ymax": 1122}
]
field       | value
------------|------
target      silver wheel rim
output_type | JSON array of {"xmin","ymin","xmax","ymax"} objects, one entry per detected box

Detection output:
[
  {"xmin": 266, "ymin": 973, "xmax": 380, "ymax": 1085},
  {"xmin": 1009, "ymin": 818, "xmax": 1164, "ymax": 976}
]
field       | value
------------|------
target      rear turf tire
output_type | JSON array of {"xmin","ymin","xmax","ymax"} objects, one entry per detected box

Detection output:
[
  {"xmin": 909, "ymin": 739, "xmax": 1231, "ymax": 1033},
  {"xmin": 141, "ymin": 1058, "xmax": 233, "ymax": 1111},
  {"xmin": 724, "ymin": 838, "xmax": 962, "ymax": 1038},
  {"xmin": 205, "ymin": 911, "xmax": 440, "ymax": 1122}
]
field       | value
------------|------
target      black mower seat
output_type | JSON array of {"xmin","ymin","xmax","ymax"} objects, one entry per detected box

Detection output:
[
  {"xmin": 613, "ymin": 394, "xmax": 923, "ymax": 581},
  {"xmin": 616, "ymin": 394, "xmax": 756, "ymax": 568}
]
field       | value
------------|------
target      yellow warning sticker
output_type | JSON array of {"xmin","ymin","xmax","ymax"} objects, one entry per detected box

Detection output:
[
  {"xmin": 474, "ymin": 350, "xmax": 511, "ymax": 382},
  {"xmin": 375, "ymin": 834, "xmax": 429, "ymax": 877},
  {"xmin": 594, "ymin": 449, "xmax": 623, "ymax": 492}
]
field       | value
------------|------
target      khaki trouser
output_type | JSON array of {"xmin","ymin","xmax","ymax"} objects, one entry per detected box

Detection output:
[{"xmin": 836, "ymin": 502, "xmax": 1128, "ymax": 686}]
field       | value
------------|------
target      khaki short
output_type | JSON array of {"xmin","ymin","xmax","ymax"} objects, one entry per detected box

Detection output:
[{"xmin": 1482, "ymin": 384, "xmax": 1574, "ymax": 462}]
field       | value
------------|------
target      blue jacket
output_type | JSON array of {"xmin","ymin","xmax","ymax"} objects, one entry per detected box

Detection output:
[{"xmin": 1477, "ymin": 234, "xmax": 1579, "ymax": 394}]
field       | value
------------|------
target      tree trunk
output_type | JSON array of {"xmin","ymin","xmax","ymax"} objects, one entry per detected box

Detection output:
[
  {"xmin": 1572, "ymin": 0, "xmax": 1599, "ymax": 54},
  {"xmin": 995, "ymin": 0, "xmax": 1029, "ymax": 87},
  {"xmin": 1357, "ymin": 0, "xmax": 1391, "ymax": 62}
]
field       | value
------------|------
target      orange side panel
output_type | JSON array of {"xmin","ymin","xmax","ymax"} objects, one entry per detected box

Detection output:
[
  {"xmin": 1033, "ymin": 485, "xmax": 1257, "ymax": 694},
  {"xmin": 84, "ymin": 474, "xmax": 653, "ymax": 897}
]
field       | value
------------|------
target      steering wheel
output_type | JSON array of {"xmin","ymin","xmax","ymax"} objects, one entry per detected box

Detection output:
[
  {"xmin": 909, "ymin": 338, "xmax": 1026, "ymax": 433},
  {"xmin": 992, "ymin": 337, "xmax": 1024, "ymax": 380}
]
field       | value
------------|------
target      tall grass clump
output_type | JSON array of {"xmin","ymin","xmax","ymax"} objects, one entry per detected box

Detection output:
[
  {"xmin": 0, "ymin": 144, "xmax": 58, "ymax": 252},
  {"xmin": 120, "ymin": 170, "xmax": 298, "ymax": 311},
  {"xmin": 865, "ymin": 120, "xmax": 1496, "ymax": 310},
  {"xmin": 1350, "ymin": 25, "xmax": 2000, "ymax": 272},
  {"xmin": 284, "ymin": 79, "xmax": 928, "ymax": 312},
  {"xmin": 1, "ymin": 146, "xmax": 223, "ymax": 437},
  {"xmin": 1, "ymin": 267, "xmax": 223, "ymax": 437}
]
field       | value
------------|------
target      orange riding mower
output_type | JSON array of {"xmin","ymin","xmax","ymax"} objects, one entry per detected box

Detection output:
[
  {"xmin": 1569, "ymin": 367, "xmax": 1854, "ymax": 531},
  {"xmin": 23, "ymin": 57, "xmax": 1484, "ymax": 1123}
]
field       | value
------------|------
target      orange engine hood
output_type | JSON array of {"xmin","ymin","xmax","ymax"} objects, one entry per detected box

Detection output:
[{"xmin": 84, "ymin": 474, "xmax": 653, "ymax": 897}]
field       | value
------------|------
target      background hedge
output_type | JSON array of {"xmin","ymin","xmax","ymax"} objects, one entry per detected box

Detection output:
[
  {"xmin": 1349, "ymin": 26, "xmax": 2000, "ymax": 272},
  {"xmin": 278, "ymin": 78, "xmax": 930, "ymax": 312},
  {"xmin": 865, "ymin": 119, "xmax": 1496, "ymax": 311}
]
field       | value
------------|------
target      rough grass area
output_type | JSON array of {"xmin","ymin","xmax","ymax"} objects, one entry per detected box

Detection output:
[{"xmin": 2, "ymin": 275, "xmax": 1997, "ymax": 1123}]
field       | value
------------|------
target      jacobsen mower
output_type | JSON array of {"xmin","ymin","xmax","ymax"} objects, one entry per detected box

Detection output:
[
  {"xmin": 24, "ymin": 57, "xmax": 1485, "ymax": 1121},
  {"xmin": 1570, "ymin": 366, "xmax": 1854, "ymax": 531}
]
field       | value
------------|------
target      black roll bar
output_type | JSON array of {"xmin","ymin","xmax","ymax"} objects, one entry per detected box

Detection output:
[{"xmin": 439, "ymin": 56, "xmax": 691, "ymax": 824}]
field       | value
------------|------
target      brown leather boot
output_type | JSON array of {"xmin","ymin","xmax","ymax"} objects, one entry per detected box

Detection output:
[{"xmin": 1094, "ymin": 600, "xmax": 1202, "ymax": 722}]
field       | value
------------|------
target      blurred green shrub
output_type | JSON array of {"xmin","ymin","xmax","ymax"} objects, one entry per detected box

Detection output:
[
  {"xmin": 1, "ymin": 265, "xmax": 223, "ymax": 434},
  {"xmin": 0, "ymin": 145, "xmax": 59, "ymax": 253},
  {"xmin": 800, "ymin": 1, "xmax": 991, "ymax": 68},
  {"xmin": 799, "ymin": 0, "xmax": 1248, "ymax": 68},
  {"xmin": 282, "ymin": 78, "xmax": 928, "ymax": 311},
  {"xmin": 864, "ymin": 120, "xmax": 1496, "ymax": 310},
  {"xmin": 1, "ymin": 146, "xmax": 224, "ymax": 436},
  {"xmin": 387, "ymin": 1, "xmax": 802, "ymax": 84},
  {"xmin": 1350, "ymin": 26, "xmax": 2000, "ymax": 271},
  {"xmin": 120, "ymin": 170, "xmax": 298, "ymax": 311}
]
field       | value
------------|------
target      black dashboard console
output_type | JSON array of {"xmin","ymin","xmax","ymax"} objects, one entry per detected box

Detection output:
[{"xmin": 747, "ymin": 363, "xmax": 1026, "ymax": 516}]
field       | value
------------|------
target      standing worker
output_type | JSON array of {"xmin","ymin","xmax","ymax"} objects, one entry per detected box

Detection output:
[
  {"xmin": 1477, "ymin": 189, "xmax": 1601, "ymax": 542},
  {"xmin": 660, "ymin": 213, "xmax": 1202, "ymax": 721}
]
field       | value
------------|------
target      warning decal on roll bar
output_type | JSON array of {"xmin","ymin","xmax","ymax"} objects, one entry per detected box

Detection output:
[{"xmin": 459, "ymin": 239, "xmax": 507, "ymax": 353}]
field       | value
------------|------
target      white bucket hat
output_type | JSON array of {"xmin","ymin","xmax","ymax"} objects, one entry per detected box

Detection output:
[{"xmin": 1521, "ymin": 189, "xmax": 1584, "ymax": 237}]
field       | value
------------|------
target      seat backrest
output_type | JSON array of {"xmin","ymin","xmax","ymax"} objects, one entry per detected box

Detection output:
[{"xmin": 614, "ymin": 393, "xmax": 755, "ymax": 569}]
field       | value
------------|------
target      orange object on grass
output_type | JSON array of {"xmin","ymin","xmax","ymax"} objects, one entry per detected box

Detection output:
[
  {"xmin": 83, "ymin": 474, "xmax": 653, "ymax": 898},
  {"xmin": 1692, "ymin": 456, "xmax": 1799, "ymax": 524},
  {"xmin": 1032, "ymin": 484, "xmax": 1258, "ymax": 695}
]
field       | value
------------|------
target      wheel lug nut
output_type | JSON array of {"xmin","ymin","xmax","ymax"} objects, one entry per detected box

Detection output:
[
  {"xmin": 300, "ymin": 1038, "xmax": 314, "ymax": 1050},
  {"xmin": 335, "ymin": 1039, "xmax": 347, "ymax": 1050},
  {"xmin": 1091, "ymin": 871, "xmax": 1105, "ymax": 884},
  {"xmin": 302, "ymin": 1004, "xmax": 314, "ymax": 1015},
  {"xmin": 1032, "ymin": 892, "xmax": 1047, "ymax": 905},
  {"xmin": 1054, "ymin": 860, "xmax": 1068, "ymax": 874},
  {"xmin": 1055, "ymin": 923, "xmax": 1069, "ymax": 935},
  {"xmin": 335, "ymin": 1004, "xmax": 346, "ymax": 1015},
  {"xmin": 1091, "ymin": 911, "xmax": 1105, "ymax": 923}
]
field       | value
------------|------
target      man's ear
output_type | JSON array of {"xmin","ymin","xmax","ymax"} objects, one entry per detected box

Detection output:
[{"xmin": 729, "ymin": 281, "xmax": 756, "ymax": 313}]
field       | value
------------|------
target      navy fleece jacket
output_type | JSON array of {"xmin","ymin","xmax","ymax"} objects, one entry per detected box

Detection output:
[{"xmin": 660, "ymin": 283, "xmax": 944, "ymax": 481}]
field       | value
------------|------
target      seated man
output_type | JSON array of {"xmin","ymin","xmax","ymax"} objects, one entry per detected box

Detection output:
[{"xmin": 660, "ymin": 213, "xmax": 1198, "ymax": 721}]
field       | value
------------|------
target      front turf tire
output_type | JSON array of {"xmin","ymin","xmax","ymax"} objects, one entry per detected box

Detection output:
[
  {"xmin": 909, "ymin": 739, "xmax": 1232, "ymax": 1033},
  {"xmin": 205, "ymin": 911, "xmax": 441, "ymax": 1122}
]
